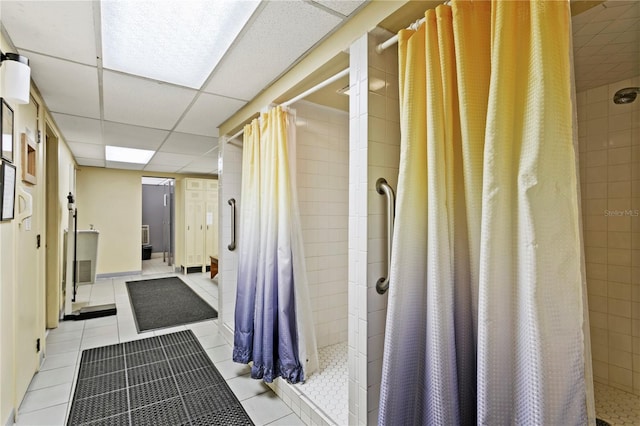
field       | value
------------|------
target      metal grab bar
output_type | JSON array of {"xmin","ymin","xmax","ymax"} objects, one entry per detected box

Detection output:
[
  {"xmin": 228, "ymin": 198, "xmax": 236, "ymax": 251},
  {"xmin": 376, "ymin": 178, "xmax": 395, "ymax": 295}
]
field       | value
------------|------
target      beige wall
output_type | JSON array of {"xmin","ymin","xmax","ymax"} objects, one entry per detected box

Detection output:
[
  {"xmin": 75, "ymin": 167, "xmax": 216, "ymax": 276},
  {"xmin": 44, "ymin": 123, "xmax": 76, "ymax": 327},
  {"xmin": 76, "ymin": 167, "xmax": 143, "ymax": 275},
  {"xmin": 0, "ymin": 28, "xmax": 62, "ymax": 425}
]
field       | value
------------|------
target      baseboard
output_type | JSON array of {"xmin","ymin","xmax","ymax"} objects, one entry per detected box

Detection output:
[
  {"xmin": 96, "ymin": 270, "xmax": 141, "ymax": 279},
  {"xmin": 4, "ymin": 409, "xmax": 14, "ymax": 426},
  {"xmin": 181, "ymin": 265, "xmax": 203, "ymax": 274}
]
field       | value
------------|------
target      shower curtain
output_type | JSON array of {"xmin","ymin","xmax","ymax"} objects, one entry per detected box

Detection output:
[
  {"xmin": 233, "ymin": 106, "xmax": 318, "ymax": 384},
  {"xmin": 379, "ymin": 1, "xmax": 593, "ymax": 424}
]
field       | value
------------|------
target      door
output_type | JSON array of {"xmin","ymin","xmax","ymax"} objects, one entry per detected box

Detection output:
[
  {"xmin": 162, "ymin": 180, "xmax": 175, "ymax": 266},
  {"xmin": 185, "ymin": 190, "xmax": 204, "ymax": 267},
  {"xmin": 205, "ymin": 182, "xmax": 218, "ymax": 260},
  {"xmin": 15, "ymin": 97, "xmax": 43, "ymax": 403}
]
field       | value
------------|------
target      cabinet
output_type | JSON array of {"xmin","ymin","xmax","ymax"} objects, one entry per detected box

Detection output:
[{"xmin": 182, "ymin": 178, "xmax": 218, "ymax": 273}]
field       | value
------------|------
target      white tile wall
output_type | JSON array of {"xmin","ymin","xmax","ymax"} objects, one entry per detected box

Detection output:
[
  {"xmin": 293, "ymin": 101, "xmax": 349, "ymax": 349},
  {"xmin": 348, "ymin": 28, "xmax": 400, "ymax": 426},
  {"xmin": 578, "ymin": 74, "xmax": 640, "ymax": 396},
  {"xmin": 218, "ymin": 138, "xmax": 243, "ymax": 343}
]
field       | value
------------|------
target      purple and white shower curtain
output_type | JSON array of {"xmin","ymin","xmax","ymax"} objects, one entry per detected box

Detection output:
[{"xmin": 233, "ymin": 106, "xmax": 318, "ymax": 384}]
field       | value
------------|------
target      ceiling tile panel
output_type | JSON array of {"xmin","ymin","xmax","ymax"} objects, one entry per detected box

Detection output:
[
  {"xmin": 102, "ymin": 71, "xmax": 197, "ymax": 130},
  {"xmin": 67, "ymin": 142, "xmax": 105, "ymax": 160},
  {"xmin": 143, "ymin": 164, "xmax": 183, "ymax": 173},
  {"xmin": 2, "ymin": 1, "xmax": 97, "ymax": 65},
  {"xmin": 76, "ymin": 158, "xmax": 106, "ymax": 168},
  {"xmin": 102, "ymin": 122, "xmax": 169, "ymax": 150},
  {"xmin": 52, "ymin": 113, "xmax": 103, "ymax": 145},
  {"xmin": 105, "ymin": 161, "xmax": 145, "ymax": 170},
  {"xmin": 180, "ymin": 157, "xmax": 217, "ymax": 174},
  {"xmin": 175, "ymin": 93, "xmax": 246, "ymax": 137},
  {"xmin": 148, "ymin": 152, "xmax": 197, "ymax": 167},
  {"xmin": 204, "ymin": 1, "xmax": 342, "ymax": 101},
  {"xmin": 26, "ymin": 52, "xmax": 100, "ymax": 118},
  {"xmin": 313, "ymin": 0, "xmax": 366, "ymax": 16},
  {"xmin": 159, "ymin": 132, "xmax": 217, "ymax": 155}
]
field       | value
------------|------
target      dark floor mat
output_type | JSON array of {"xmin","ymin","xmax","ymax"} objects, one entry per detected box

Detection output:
[
  {"xmin": 126, "ymin": 277, "xmax": 217, "ymax": 332},
  {"xmin": 67, "ymin": 330, "xmax": 253, "ymax": 426}
]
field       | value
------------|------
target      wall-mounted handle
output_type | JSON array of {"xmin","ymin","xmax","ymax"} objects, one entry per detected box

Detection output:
[
  {"xmin": 376, "ymin": 178, "xmax": 395, "ymax": 295},
  {"xmin": 228, "ymin": 198, "xmax": 236, "ymax": 251}
]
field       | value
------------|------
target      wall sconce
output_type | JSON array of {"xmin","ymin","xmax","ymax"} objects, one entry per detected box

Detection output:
[{"xmin": 0, "ymin": 50, "xmax": 31, "ymax": 105}]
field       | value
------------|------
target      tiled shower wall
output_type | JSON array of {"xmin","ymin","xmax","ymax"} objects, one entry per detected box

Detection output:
[
  {"xmin": 578, "ymin": 75, "xmax": 640, "ymax": 396},
  {"xmin": 294, "ymin": 100, "xmax": 349, "ymax": 348},
  {"xmin": 218, "ymin": 139, "xmax": 242, "ymax": 343},
  {"xmin": 349, "ymin": 28, "xmax": 400, "ymax": 426}
]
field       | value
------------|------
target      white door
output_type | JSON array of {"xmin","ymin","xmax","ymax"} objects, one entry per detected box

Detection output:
[{"xmin": 15, "ymin": 98, "xmax": 43, "ymax": 404}]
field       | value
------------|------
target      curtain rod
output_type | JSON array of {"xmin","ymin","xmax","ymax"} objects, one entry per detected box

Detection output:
[
  {"xmin": 376, "ymin": 1, "xmax": 450, "ymax": 54},
  {"xmin": 226, "ymin": 67, "xmax": 350, "ymax": 142}
]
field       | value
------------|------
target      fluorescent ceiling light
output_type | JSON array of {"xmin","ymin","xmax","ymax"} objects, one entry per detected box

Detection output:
[
  {"xmin": 101, "ymin": 0, "xmax": 260, "ymax": 89},
  {"xmin": 106, "ymin": 145, "xmax": 155, "ymax": 164}
]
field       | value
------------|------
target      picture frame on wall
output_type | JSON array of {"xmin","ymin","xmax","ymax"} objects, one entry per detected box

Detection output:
[
  {"xmin": 0, "ymin": 161, "xmax": 17, "ymax": 221},
  {"xmin": 1, "ymin": 99, "xmax": 14, "ymax": 163}
]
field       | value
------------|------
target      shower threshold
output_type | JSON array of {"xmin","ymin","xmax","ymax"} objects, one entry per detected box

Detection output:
[{"xmin": 268, "ymin": 342, "xmax": 348, "ymax": 425}]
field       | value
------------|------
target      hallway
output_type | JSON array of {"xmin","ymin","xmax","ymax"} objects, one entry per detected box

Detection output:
[{"xmin": 14, "ymin": 271, "xmax": 304, "ymax": 426}]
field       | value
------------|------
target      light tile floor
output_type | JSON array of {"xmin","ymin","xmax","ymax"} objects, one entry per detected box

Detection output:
[
  {"xmin": 594, "ymin": 382, "xmax": 640, "ymax": 426},
  {"xmin": 14, "ymin": 270, "xmax": 304, "ymax": 426},
  {"xmin": 141, "ymin": 256, "xmax": 175, "ymax": 276},
  {"xmin": 298, "ymin": 343, "xmax": 348, "ymax": 425}
]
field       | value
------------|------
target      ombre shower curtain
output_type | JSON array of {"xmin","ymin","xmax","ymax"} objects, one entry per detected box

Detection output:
[
  {"xmin": 233, "ymin": 106, "xmax": 318, "ymax": 384},
  {"xmin": 379, "ymin": 1, "xmax": 594, "ymax": 424}
]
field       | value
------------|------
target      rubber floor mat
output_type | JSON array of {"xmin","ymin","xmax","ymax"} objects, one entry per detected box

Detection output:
[{"xmin": 67, "ymin": 330, "xmax": 253, "ymax": 426}]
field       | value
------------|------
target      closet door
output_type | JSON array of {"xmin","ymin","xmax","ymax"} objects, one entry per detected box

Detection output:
[
  {"xmin": 185, "ymin": 189, "xmax": 204, "ymax": 267},
  {"xmin": 205, "ymin": 181, "xmax": 218, "ymax": 260}
]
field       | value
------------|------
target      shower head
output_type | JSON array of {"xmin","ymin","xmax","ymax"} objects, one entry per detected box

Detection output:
[{"xmin": 613, "ymin": 87, "xmax": 639, "ymax": 104}]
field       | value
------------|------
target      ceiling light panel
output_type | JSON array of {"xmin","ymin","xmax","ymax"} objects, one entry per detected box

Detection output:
[
  {"xmin": 105, "ymin": 145, "xmax": 155, "ymax": 164},
  {"xmin": 101, "ymin": 0, "xmax": 260, "ymax": 89}
]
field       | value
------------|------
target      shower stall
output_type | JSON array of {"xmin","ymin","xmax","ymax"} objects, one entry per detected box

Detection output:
[
  {"xmin": 217, "ymin": 28, "xmax": 398, "ymax": 425},
  {"xmin": 217, "ymin": 99, "xmax": 351, "ymax": 424},
  {"xmin": 577, "ymin": 74, "xmax": 640, "ymax": 423},
  {"xmin": 572, "ymin": 1, "xmax": 640, "ymax": 424},
  {"xmin": 217, "ymin": 1, "xmax": 639, "ymax": 423}
]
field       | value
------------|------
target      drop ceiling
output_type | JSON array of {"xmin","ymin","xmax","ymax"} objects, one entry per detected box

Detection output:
[
  {"xmin": 0, "ymin": 0, "xmax": 368, "ymax": 175},
  {"xmin": 1, "ymin": 0, "xmax": 637, "ymax": 177}
]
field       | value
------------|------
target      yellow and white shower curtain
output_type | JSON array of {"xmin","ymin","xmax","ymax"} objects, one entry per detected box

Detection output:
[
  {"xmin": 379, "ymin": 1, "xmax": 593, "ymax": 424},
  {"xmin": 233, "ymin": 106, "xmax": 318, "ymax": 384}
]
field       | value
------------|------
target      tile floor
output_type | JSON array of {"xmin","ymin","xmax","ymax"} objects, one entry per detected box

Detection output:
[
  {"xmin": 297, "ymin": 343, "xmax": 348, "ymax": 425},
  {"xmin": 594, "ymin": 382, "xmax": 640, "ymax": 426},
  {"xmin": 14, "ymin": 269, "xmax": 304, "ymax": 426}
]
